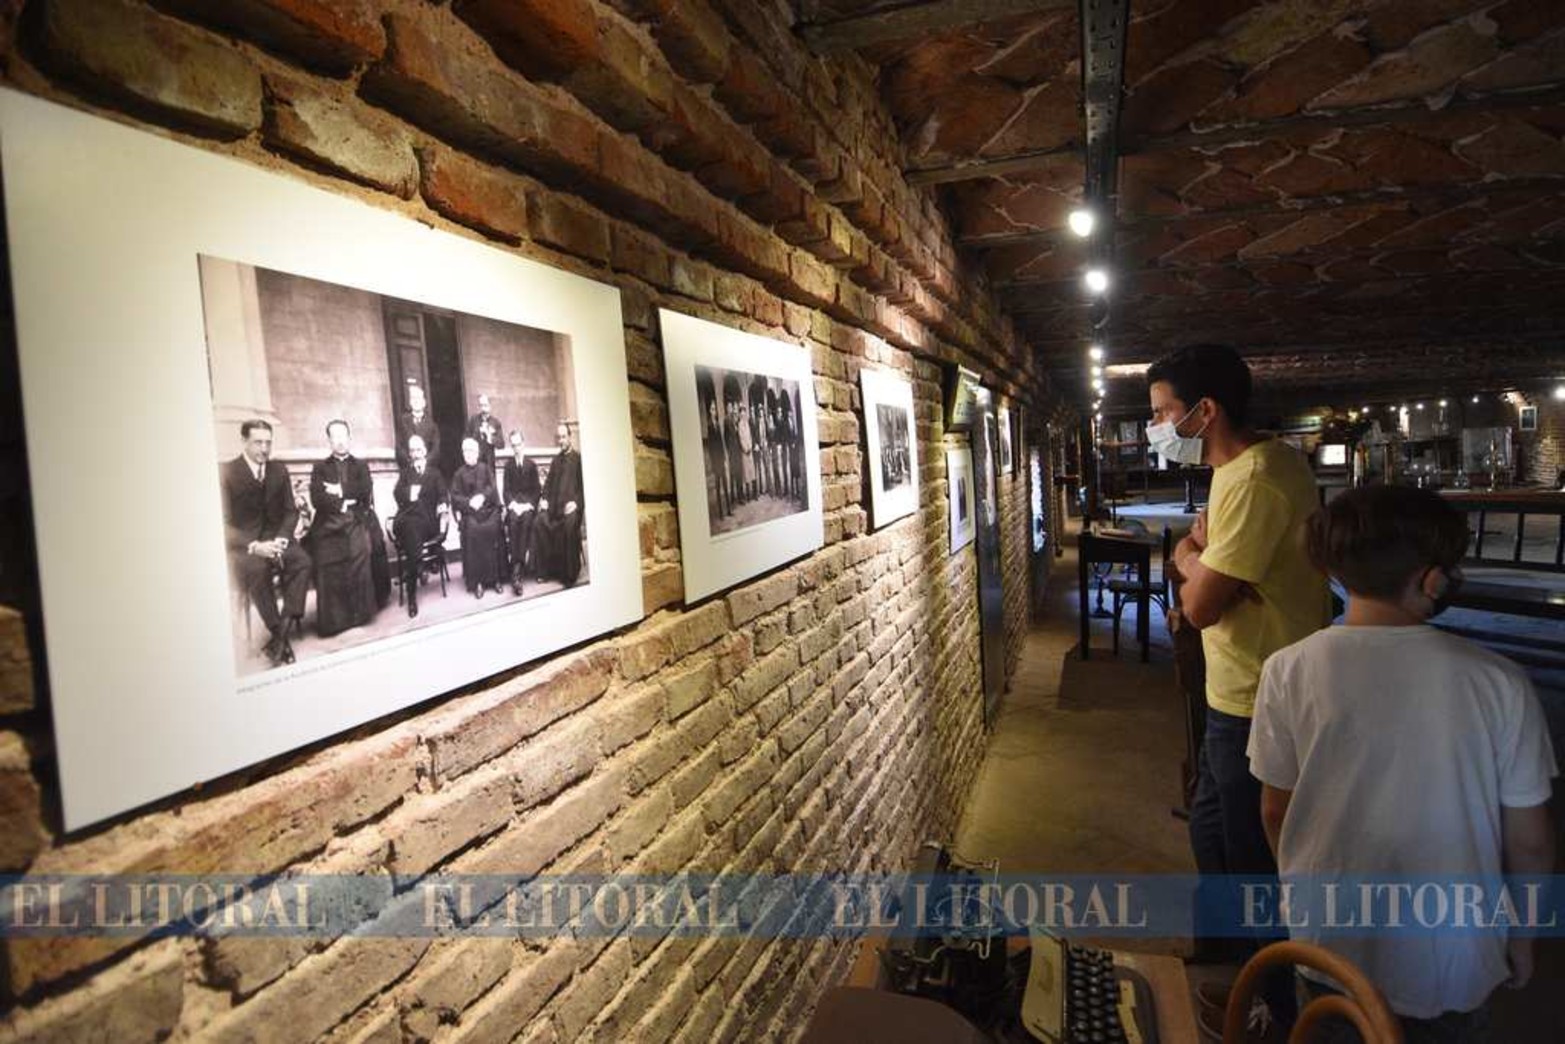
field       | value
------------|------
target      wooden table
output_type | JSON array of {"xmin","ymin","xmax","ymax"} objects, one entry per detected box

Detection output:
[{"xmin": 846, "ymin": 936, "xmax": 1199, "ymax": 1044}]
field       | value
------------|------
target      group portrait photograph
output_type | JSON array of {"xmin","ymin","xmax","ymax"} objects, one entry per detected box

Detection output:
[{"xmin": 202, "ymin": 256, "xmax": 590, "ymax": 676}]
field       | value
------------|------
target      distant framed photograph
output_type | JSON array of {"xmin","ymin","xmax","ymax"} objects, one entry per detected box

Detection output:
[
  {"xmin": 860, "ymin": 367, "xmax": 918, "ymax": 529},
  {"xmin": 660, "ymin": 309, "xmax": 823, "ymax": 601},
  {"xmin": 1520, "ymin": 405, "xmax": 1538, "ymax": 431},
  {"xmin": 998, "ymin": 404, "xmax": 1014, "ymax": 475},
  {"xmin": 948, "ymin": 447, "xmax": 976, "ymax": 553},
  {"xmin": 1, "ymin": 89, "xmax": 643, "ymax": 828}
]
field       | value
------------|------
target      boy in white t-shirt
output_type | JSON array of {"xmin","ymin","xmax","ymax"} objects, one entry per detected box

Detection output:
[{"xmin": 1248, "ymin": 485, "xmax": 1556, "ymax": 1042}]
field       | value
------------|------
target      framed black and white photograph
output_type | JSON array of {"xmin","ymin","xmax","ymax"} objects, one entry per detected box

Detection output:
[
  {"xmin": 660, "ymin": 309, "xmax": 823, "ymax": 601},
  {"xmin": 203, "ymin": 257, "xmax": 594, "ymax": 678},
  {"xmin": 948, "ymin": 447, "xmax": 976, "ymax": 553},
  {"xmin": 1520, "ymin": 405, "xmax": 1538, "ymax": 431},
  {"xmin": 860, "ymin": 367, "xmax": 918, "ymax": 529},
  {"xmin": 997, "ymin": 404, "xmax": 1014, "ymax": 475},
  {"xmin": 1, "ymin": 89, "xmax": 643, "ymax": 828}
]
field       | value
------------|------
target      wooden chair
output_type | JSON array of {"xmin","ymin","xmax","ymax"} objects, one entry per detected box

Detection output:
[
  {"xmin": 1078, "ymin": 529, "xmax": 1152, "ymax": 661},
  {"xmin": 1108, "ymin": 522, "xmax": 1172, "ymax": 658},
  {"xmin": 387, "ymin": 513, "xmax": 450, "ymax": 606},
  {"xmin": 1224, "ymin": 941, "xmax": 1403, "ymax": 1044}
]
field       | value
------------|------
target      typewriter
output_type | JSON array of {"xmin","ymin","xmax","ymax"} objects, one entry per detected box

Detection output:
[
  {"xmin": 1018, "ymin": 930, "xmax": 1157, "ymax": 1044},
  {"xmin": 876, "ymin": 844, "xmax": 1158, "ymax": 1044}
]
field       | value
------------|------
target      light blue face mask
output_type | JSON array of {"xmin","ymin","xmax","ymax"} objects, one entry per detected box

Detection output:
[{"xmin": 1146, "ymin": 401, "xmax": 1210, "ymax": 465}]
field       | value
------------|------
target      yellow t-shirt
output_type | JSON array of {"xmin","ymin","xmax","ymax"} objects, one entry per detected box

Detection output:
[{"xmin": 1199, "ymin": 439, "xmax": 1331, "ymax": 717}]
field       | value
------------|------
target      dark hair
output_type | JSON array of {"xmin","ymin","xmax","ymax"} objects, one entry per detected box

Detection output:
[
  {"xmin": 1306, "ymin": 486, "xmax": 1469, "ymax": 598},
  {"xmin": 325, "ymin": 419, "xmax": 351, "ymax": 438},
  {"xmin": 240, "ymin": 419, "xmax": 273, "ymax": 439},
  {"xmin": 1145, "ymin": 344, "xmax": 1253, "ymax": 426}
]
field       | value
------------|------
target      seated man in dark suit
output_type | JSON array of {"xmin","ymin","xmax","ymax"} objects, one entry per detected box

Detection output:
[
  {"xmin": 502, "ymin": 429, "xmax": 542, "ymax": 596},
  {"xmin": 221, "ymin": 420, "xmax": 312, "ymax": 666},
  {"xmin": 391, "ymin": 434, "xmax": 449, "ymax": 619},
  {"xmin": 449, "ymin": 436, "xmax": 504, "ymax": 598},
  {"xmin": 533, "ymin": 423, "xmax": 585, "ymax": 587},
  {"xmin": 306, "ymin": 419, "xmax": 381, "ymax": 637}
]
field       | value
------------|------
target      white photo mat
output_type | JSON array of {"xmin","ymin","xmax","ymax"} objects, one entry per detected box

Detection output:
[
  {"xmin": 859, "ymin": 367, "xmax": 918, "ymax": 529},
  {"xmin": 948, "ymin": 447, "xmax": 976, "ymax": 553},
  {"xmin": 659, "ymin": 308, "xmax": 823, "ymax": 602},
  {"xmin": 0, "ymin": 89, "xmax": 644, "ymax": 829}
]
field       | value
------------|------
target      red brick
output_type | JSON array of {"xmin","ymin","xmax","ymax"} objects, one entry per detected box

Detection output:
[
  {"xmin": 365, "ymin": 12, "xmax": 602, "ymax": 188},
  {"xmin": 1123, "ymin": 57, "xmax": 1239, "ymax": 136},
  {"xmin": 570, "ymin": 18, "xmax": 672, "ymax": 133},
  {"xmin": 151, "ymin": 0, "xmax": 383, "ymax": 75},
  {"xmin": 0, "ymin": 941, "xmax": 183, "ymax": 1044},
  {"xmin": 0, "ymin": 732, "xmax": 47, "ymax": 870},
  {"xmin": 611, "ymin": 224, "xmax": 674, "ymax": 288},
  {"xmin": 696, "ymin": 137, "xmax": 774, "ymax": 200},
  {"xmin": 0, "ymin": 606, "xmax": 32, "ymax": 714},
  {"xmin": 528, "ymin": 191, "xmax": 612, "ymax": 265},
  {"xmin": 741, "ymin": 162, "xmax": 808, "ymax": 225},
  {"xmin": 37, "ymin": 0, "xmax": 263, "ymax": 138},
  {"xmin": 712, "ymin": 47, "xmax": 785, "ymax": 124},
  {"xmin": 419, "ymin": 145, "xmax": 530, "ymax": 244},
  {"xmin": 263, "ymin": 74, "xmax": 418, "ymax": 197},
  {"xmin": 788, "ymin": 250, "xmax": 839, "ymax": 309},
  {"xmin": 643, "ymin": 81, "xmax": 729, "ymax": 171},
  {"xmin": 777, "ymin": 191, "xmax": 829, "ymax": 247},
  {"xmin": 646, "ymin": 0, "xmax": 732, "ymax": 85},
  {"xmin": 454, "ymin": 0, "xmax": 601, "ymax": 82}
]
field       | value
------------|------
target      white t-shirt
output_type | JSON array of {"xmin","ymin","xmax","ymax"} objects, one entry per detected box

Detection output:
[{"xmin": 1248, "ymin": 625, "xmax": 1557, "ymax": 1018}]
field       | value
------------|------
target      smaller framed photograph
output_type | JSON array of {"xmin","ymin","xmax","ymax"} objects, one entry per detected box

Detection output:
[
  {"xmin": 660, "ymin": 309, "xmax": 823, "ymax": 601},
  {"xmin": 998, "ymin": 404, "xmax": 1014, "ymax": 475},
  {"xmin": 948, "ymin": 447, "xmax": 976, "ymax": 553},
  {"xmin": 860, "ymin": 367, "xmax": 918, "ymax": 529},
  {"xmin": 1520, "ymin": 405, "xmax": 1538, "ymax": 431}
]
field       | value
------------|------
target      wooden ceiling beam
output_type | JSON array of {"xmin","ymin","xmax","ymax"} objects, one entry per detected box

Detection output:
[
  {"xmin": 798, "ymin": 0, "xmax": 1072, "ymax": 55},
  {"xmin": 917, "ymin": 84, "xmax": 1565, "ymax": 188},
  {"xmin": 968, "ymin": 175, "xmax": 1565, "ymax": 250}
]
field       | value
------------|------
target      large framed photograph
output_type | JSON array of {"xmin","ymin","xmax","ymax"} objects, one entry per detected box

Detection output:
[
  {"xmin": 660, "ymin": 309, "xmax": 822, "ymax": 601},
  {"xmin": 1, "ymin": 90, "xmax": 643, "ymax": 828},
  {"xmin": 860, "ymin": 367, "xmax": 918, "ymax": 529},
  {"xmin": 948, "ymin": 447, "xmax": 976, "ymax": 553}
]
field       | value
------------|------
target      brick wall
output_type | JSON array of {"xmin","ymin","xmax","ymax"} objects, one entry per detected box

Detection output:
[{"xmin": 0, "ymin": 1, "xmax": 1044, "ymax": 1040}]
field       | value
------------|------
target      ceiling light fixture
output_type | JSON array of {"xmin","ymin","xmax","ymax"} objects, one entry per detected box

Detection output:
[
  {"xmin": 1068, "ymin": 208, "xmax": 1096, "ymax": 238},
  {"xmin": 1472, "ymin": 395, "xmax": 1481, "ymax": 404},
  {"xmin": 1083, "ymin": 267, "xmax": 1110, "ymax": 295},
  {"xmin": 1554, "ymin": 384, "xmax": 1565, "ymax": 401},
  {"xmin": 1438, "ymin": 399, "xmax": 1448, "ymax": 408},
  {"xmin": 1088, "ymin": 345, "xmax": 1104, "ymax": 362},
  {"xmin": 1090, "ymin": 365, "xmax": 1103, "ymax": 377},
  {"xmin": 1415, "ymin": 402, "xmax": 1426, "ymax": 411}
]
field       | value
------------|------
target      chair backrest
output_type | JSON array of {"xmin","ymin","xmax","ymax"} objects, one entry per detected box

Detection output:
[{"xmin": 1224, "ymin": 941, "xmax": 1403, "ymax": 1044}]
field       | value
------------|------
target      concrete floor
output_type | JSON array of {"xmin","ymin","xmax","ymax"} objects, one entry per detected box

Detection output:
[{"xmin": 952, "ymin": 523, "xmax": 1562, "ymax": 1040}]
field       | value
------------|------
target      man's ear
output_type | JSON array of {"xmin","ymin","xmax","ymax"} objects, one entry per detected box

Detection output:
[{"xmin": 1418, "ymin": 566, "xmax": 1448, "ymax": 602}]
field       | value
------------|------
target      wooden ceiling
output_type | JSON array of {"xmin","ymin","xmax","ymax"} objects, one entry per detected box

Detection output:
[{"xmin": 793, "ymin": 0, "xmax": 1565, "ymax": 411}]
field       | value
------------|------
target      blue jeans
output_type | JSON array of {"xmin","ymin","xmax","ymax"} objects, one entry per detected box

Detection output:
[{"xmin": 1191, "ymin": 707, "xmax": 1296, "ymax": 1021}]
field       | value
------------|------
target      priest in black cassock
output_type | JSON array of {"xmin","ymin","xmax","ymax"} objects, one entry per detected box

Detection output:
[
  {"xmin": 306, "ymin": 420, "xmax": 384, "ymax": 637},
  {"xmin": 391, "ymin": 434, "xmax": 449, "ymax": 618},
  {"xmin": 533, "ymin": 422, "xmax": 585, "ymax": 587},
  {"xmin": 502, "ymin": 429, "xmax": 542, "ymax": 595},
  {"xmin": 449, "ymin": 436, "xmax": 504, "ymax": 598}
]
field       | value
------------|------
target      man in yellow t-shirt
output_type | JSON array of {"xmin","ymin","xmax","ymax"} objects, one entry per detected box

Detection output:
[{"xmin": 1146, "ymin": 345, "xmax": 1330, "ymax": 1031}]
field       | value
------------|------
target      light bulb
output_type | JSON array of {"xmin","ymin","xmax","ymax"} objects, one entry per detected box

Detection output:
[
  {"xmin": 1088, "ymin": 345, "xmax": 1104, "ymax": 362},
  {"xmin": 1068, "ymin": 208, "xmax": 1096, "ymax": 238},
  {"xmin": 1415, "ymin": 402, "xmax": 1426, "ymax": 411},
  {"xmin": 1083, "ymin": 268, "xmax": 1110, "ymax": 294},
  {"xmin": 1090, "ymin": 365, "xmax": 1103, "ymax": 377},
  {"xmin": 1438, "ymin": 399, "xmax": 1447, "ymax": 408},
  {"xmin": 1362, "ymin": 406, "xmax": 1372, "ymax": 413},
  {"xmin": 1554, "ymin": 385, "xmax": 1565, "ymax": 401}
]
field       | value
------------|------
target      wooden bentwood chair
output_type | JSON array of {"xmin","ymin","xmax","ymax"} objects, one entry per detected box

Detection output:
[{"xmin": 1224, "ymin": 941, "xmax": 1403, "ymax": 1044}]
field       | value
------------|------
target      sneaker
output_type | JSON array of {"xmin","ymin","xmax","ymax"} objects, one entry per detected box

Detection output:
[{"xmin": 1197, "ymin": 995, "xmax": 1280, "ymax": 1043}]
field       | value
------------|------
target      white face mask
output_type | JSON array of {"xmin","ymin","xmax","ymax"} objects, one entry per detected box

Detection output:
[{"xmin": 1146, "ymin": 402, "xmax": 1210, "ymax": 465}]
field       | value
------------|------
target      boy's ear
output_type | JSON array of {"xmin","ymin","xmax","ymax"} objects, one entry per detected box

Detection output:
[{"xmin": 1418, "ymin": 565, "xmax": 1449, "ymax": 601}]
